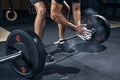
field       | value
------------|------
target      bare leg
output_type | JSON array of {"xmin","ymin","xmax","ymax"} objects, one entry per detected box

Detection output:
[
  {"xmin": 34, "ymin": 2, "xmax": 47, "ymax": 39},
  {"xmin": 72, "ymin": 2, "xmax": 81, "ymax": 26},
  {"xmin": 58, "ymin": 24, "xmax": 65, "ymax": 40},
  {"xmin": 58, "ymin": 1, "xmax": 70, "ymax": 40}
]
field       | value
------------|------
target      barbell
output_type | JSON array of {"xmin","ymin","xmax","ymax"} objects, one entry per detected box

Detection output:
[{"xmin": 0, "ymin": 15, "xmax": 110, "ymax": 78}]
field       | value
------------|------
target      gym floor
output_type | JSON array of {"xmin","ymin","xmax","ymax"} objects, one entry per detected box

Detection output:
[{"xmin": 0, "ymin": 17, "xmax": 120, "ymax": 80}]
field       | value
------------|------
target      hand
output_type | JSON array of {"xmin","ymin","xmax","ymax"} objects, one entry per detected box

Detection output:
[
  {"xmin": 76, "ymin": 24, "xmax": 92, "ymax": 40},
  {"xmin": 75, "ymin": 24, "xmax": 87, "ymax": 35}
]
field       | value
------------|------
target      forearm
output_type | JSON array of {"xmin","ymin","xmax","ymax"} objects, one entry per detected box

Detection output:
[{"xmin": 51, "ymin": 13, "xmax": 77, "ymax": 31}]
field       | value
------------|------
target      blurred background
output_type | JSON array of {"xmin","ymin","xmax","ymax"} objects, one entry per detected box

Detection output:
[{"xmin": 0, "ymin": 0, "xmax": 120, "ymax": 25}]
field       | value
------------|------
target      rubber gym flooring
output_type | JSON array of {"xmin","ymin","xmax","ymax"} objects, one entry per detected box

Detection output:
[{"xmin": 0, "ymin": 18, "xmax": 120, "ymax": 80}]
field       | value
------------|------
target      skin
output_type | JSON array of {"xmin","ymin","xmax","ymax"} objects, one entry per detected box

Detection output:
[
  {"xmin": 33, "ymin": 0, "xmax": 89, "ymax": 41},
  {"xmin": 51, "ymin": 0, "xmax": 85, "ymax": 35},
  {"xmin": 58, "ymin": 1, "xmax": 70, "ymax": 40},
  {"xmin": 33, "ymin": 1, "xmax": 71, "ymax": 40},
  {"xmin": 34, "ymin": 2, "xmax": 47, "ymax": 39},
  {"xmin": 72, "ymin": 2, "xmax": 81, "ymax": 26}
]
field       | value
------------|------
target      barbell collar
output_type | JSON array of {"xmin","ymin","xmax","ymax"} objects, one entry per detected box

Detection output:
[{"xmin": 0, "ymin": 51, "xmax": 23, "ymax": 64}]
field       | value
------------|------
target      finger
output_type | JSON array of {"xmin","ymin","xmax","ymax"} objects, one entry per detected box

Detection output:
[
  {"xmin": 81, "ymin": 26, "xmax": 87, "ymax": 30},
  {"xmin": 77, "ymin": 34, "xmax": 86, "ymax": 40},
  {"xmin": 83, "ymin": 32, "xmax": 92, "ymax": 36},
  {"xmin": 83, "ymin": 31, "xmax": 91, "ymax": 35},
  {"xmin": 86, "ymin": 30, "xmax": 92, "ymax": 33},
  {"xmin": 86, "ymin": 36, "xmax": 92, "ymax": 40},
  {"xmin": 84, "ymin": 36, "xmax": 90, "ymax": 40},
  {"xmin": 86, "ymin": 35, "xmax": 92, "ymax": 39},
  {"xmin": 80, "ymin": 24, "xmax": 87, "ymax": 27},
  {"xmin": 83, "ymin": 34, "xmax": 92, "ymax": 40},
  {"xmin": 82, "ymin": 28, "xmax": 92, "ymax": 34},
  {"xmin": 83, "ymin": 35, "xmax": 91, "ymax": 40}
]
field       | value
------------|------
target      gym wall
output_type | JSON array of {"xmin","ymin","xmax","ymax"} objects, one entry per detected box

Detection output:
[
  {"xmin": 1, "ymin": 0, "xmax": 30, "ymax": 10},
  {"xmin": 81, "ymin": 0, "xmax": 120, "ymax": 21},
  {"xmin": 0, "ymin": 0, "xmax": 34, "ymax": 25}
]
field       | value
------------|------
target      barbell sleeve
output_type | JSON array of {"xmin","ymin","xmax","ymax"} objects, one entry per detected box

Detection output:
[{"xmin": 0, "ymin": 51, "xmax": 23, "ymax": 64}]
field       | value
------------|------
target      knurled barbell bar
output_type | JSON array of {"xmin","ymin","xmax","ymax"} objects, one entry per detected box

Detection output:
[{"xmin": 0, "ymin": 15, "xmax": 110, "ymax": 79}]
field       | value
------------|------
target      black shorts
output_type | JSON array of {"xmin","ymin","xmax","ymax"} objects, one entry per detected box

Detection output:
[
  {"xmin": 29, "ymin": 0, "xmax": 80, "ymax": 5},
  {"xmin": 29, "ymin": 0, "xmax": 43, "ymax": 5},
  {"xmin": 55, "ymin": 0, "xmax": 80, "ymax": 4}
]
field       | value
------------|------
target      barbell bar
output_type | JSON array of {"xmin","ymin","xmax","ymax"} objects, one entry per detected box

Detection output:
[{"xmin": 0, "ymin": 51, "xmax": 22, "ymax": 64}]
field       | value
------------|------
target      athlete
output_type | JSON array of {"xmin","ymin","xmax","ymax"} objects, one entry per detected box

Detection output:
[{"xmin": 29, "ymin": 0, "xmax": 92, "ymax": 62}]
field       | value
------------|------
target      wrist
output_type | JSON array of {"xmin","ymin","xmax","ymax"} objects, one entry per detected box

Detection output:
[{"xmin": 68, "ymin": 22, "xmax": 77, "ymax": 31}]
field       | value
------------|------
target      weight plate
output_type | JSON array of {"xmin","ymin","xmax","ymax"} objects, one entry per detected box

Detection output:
[
  {"xmin": 84, "ymin": 15, "xmax": 111, "ymax": 43},
  {"xmin": 24, "ymin": 30, "xmax": 47, "ymax": 74},
  {"xmin": 6, "ymin": 30, "xmax": 46, "ymax": 78}
]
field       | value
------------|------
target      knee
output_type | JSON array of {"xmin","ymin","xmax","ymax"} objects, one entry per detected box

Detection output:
[
  {"xmin": 36, "ymin": 8, "xmax": 47, "ymax": 19},
  {"xmin": 50, "ymin": 12, "xmax": 58, "ymax": 21},
  {"xmin": 73, "ymin": 5, "xmax": 80, "ymax": 11}
]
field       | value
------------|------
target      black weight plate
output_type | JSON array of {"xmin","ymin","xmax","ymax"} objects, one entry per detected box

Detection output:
[
  {"xmin": 24, "ymin": 30, "xmax": 47, "ymax": 74},
  {"xmin": 84, "ymin": 15, "xmax": 110, "ymax": 43},
  {"xmin": 6, "ymin": 30, "xmax": 46, "ymax": 78}
]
